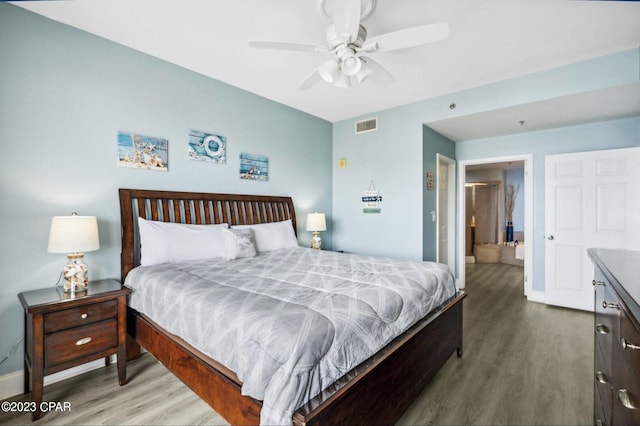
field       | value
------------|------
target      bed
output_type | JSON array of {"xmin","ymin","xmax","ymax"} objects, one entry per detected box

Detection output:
[{"xmin": 119, "ymin": 188, "xmax": 466, "ymax": 425}]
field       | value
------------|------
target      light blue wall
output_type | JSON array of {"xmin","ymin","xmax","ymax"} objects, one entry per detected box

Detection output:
[
  {"xmin": 332, "ymin": 104, "xmax": 426, "ymax": 259},
  {"xmin": 0, "ymin": 4, "xmax": 332, "ymax": 376},
  {"xmin": 2, "ymin": 1, "xmax": 639, "ymax": 382},
  {"xmin": 457, "ymin": 116, "xmax": 640, "ymax": 292},
  {"xmin": 333, "ymin": 47, "xmax": 639, "ymax": 264}
]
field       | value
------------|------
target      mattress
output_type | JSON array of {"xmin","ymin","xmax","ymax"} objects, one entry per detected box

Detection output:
[{"xmin": 125, "ymin": 247, "xmax": 456, "ymax": 425}]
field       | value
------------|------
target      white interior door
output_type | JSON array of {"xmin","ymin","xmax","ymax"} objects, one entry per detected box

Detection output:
[
  {"xmin": 545, "ymin": 147, "xmax": 640, "ymax": 311},
  {"xmin": 438, "ymin": 161, "xmax": 448, "ymax": 264},
  {"xmin": 437, "ymin": 154, "xmax": 456, "ymax": 274}
]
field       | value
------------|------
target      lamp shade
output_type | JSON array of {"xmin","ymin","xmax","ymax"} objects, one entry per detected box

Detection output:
[
  {"xmin": 334, "ymin": 72, "xmax": 351, "ymax": 89},
  {"xmin": 47, "ymin": 214, "xmax": 100, "ymax": 253},
  {"xmin": 306, "ymin": 212, "xmax": 327, "ymax": 232}
]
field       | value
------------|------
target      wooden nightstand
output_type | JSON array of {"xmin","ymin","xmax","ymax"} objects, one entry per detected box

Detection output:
[{"xmin": 18, "ymin": 279, "xmax": 130, "ymax": 421}]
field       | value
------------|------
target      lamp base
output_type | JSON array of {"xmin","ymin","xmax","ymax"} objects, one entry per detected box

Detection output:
[
  {"xmin": 62, "ymin": 253, "xmax": 88, "ymax": 293},
  {"xmin": 310, "ymin": 231, "xmax": 322, "ymax": 250}
]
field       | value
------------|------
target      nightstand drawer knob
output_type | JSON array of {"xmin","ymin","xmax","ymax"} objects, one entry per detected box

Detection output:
[
  {"xmin": 81, "ymin": 313, "xmax": 88, "ymax": 319},
  {"xmin": 75, "ymin": 337, "xmax": 92, "ymax": 346},
  {"xmin": 596, "ymin": 323, "xmax": 609, "ymax": 335}
]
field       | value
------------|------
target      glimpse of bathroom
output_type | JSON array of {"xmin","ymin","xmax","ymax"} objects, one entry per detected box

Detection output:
[{"xmin": 465, "ymin": 162, "xmax": 525, "ymax": 266}]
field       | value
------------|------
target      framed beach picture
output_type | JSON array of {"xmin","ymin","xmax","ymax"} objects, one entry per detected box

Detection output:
[
  {"xmin": 239, "ymin": 153, "xmax": 268, "ymax": 181},
  {"xmin": 117, "ymin": 131, "xmax": 168, "ymax": 171},
  {"xmin": 187, "ymin": 129, "xmax": 226, "ymax": 164}
]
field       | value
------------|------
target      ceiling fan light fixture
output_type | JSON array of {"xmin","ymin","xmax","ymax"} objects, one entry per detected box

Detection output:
[
  {"xmin": 340, "ymin": 54, "xmax": 362, "ymax": 76},
  {"xmin": 318, "ymin": 59, "xmax": 340, "ymax": 83},
  {"xmin": 251, "ymin": 1, "xmax": 448, "ymax": 91}
]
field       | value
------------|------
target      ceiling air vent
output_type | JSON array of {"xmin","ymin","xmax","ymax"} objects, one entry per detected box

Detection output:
[{"xmin": 355, "ymin": 117, "xmax": 378, "ymax": 134}]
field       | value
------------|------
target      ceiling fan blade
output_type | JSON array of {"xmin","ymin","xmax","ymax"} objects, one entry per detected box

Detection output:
[
  {"xmin": 249, "ymin": 40, "xmax": 324, "ymax": 53},
  {"xmin": 359, "ymin": 56, "xmax": 395, "ymax": 86},
  {"xmin": 331, "ymin": 0, "xmax": 361, "ymax": 43},
  {"xmin": 362, "ymin": 22, "xmax": 449, "ymax": 52},
  {"xmin": 298, "ymin": 68, "xmax": 323, "ymax": 90}
]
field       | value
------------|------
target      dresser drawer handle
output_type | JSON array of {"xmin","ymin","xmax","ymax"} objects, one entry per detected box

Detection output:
[
  {"xmin": 596, "ymin": 323, "xmax": 609, "ymax": 334},
  {"xmin": 75, "ymin": 337, "xmax": 92, "ymax": 346},
  {"xmin": 622, "ymin": 338, "xmax": 640, "ymax": 351},
  {"xmin": 592, "ymin": 280, "xmax": 605, "ymax": 286},
  {"xmin": 81, "ymin": 313, "xmax": 88, "ymax": 319},
  {"xmin": 618, "ymin": 389, "xmax": 640, "ymax": 410},
  {"xmin": 602, "ymin": 301, "xmax": 620, "ymax": 310},
  {"xmin": 595, "ymin": 371, "xmax": 609, "ymax": 384}
]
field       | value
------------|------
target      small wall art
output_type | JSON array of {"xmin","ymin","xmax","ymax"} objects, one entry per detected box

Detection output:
[
  {"xmin": 187, "ymin": 129, "xmax": 226, "ymax": 164},
  {"xmin": 426, "ymin": 171, "xmax": 434, "ymax": 190},
  {"xmin": 362, "ymin": 180, "xmax": 382, "ymax": 213},
  {"xmin": 239, "ymin": 153, "xmax": 268, "ymax": 181},
  {"xmin": 117, "ymin": 131, "xmax": 168, "ymax": 171}
]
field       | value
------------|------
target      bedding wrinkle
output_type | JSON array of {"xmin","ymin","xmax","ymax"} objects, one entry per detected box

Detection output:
[
  {"xmin": 304, "ymin": 267, "xmax": 403, "ymax": 323},
  {"xmin": 125, "ymin": 247, "xmax": 456, "ymax": 426}
]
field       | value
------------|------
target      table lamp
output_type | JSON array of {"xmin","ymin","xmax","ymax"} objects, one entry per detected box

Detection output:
[
  {"xmin": 306, "ymin": 212, "xmax": 326, "ymax": 250},
  {"xmin": 47, "ymin": 213, "xmax": 100, "ymax": 293}
]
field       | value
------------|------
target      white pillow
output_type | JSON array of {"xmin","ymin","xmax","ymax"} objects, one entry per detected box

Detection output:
[
  {"xmin": 222, "ymin": 228, "xmax": 257, "ymax": 260},
  {"xmin": 233, "ymin": 219, "xmax": 298, "ymax": 252},
  {"xmin": 138, "ymin": 217, "xmax": 228, "ymax": 266}
]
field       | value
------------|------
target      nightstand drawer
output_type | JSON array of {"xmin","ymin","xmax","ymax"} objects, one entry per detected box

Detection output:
[
  {"xmin": 44, "ymin": 300, "xmax": 117, "ymax": 333},
  {"xmin": 44, "ymin": 319, "xmax": 117, "ymax": 368}
]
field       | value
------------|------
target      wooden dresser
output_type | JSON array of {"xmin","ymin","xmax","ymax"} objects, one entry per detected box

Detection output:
[{"xmin": 588, "ymin": 249, "xmax": 640, "ymax": 426}]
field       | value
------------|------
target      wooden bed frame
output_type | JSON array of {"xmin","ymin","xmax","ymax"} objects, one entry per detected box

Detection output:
[{"xmin": 119, "ymin": 188, "xmax": 465, "ymax": 425}]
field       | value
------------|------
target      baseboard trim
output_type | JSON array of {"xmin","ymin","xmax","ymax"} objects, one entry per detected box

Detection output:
[
  {"xmin": 0, "ymin": 355, "xmax": 116, "ymax": 401},
  {"xmin": 0, "ymin": 369, "xmax": 23, "ymax": 401}
]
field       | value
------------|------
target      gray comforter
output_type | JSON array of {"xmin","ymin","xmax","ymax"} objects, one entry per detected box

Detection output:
[{"xmin": 125, "ymin": 247, "xmax": 456, "ymax": 425}]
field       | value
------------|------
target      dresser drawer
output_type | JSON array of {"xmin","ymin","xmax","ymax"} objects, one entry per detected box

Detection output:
[
  {"xmin": 44, "ymin": 300, "xmax": 117, "ymax": 333},
  {"xmin": 44, "ymin": 319, "xmax": 117, "ymax": 368},
  {"xmin": 594, "ymin": 404, "xmax": 608, "ymax": 426},
  {"xmin": 595, "ymin": 281, "xmax": 619, "ymax": 354},
  {"xmin": 619, "ymin": 308, "xmax": 640, "ymax": 375},
  {"xmin": 595, "ymin": 342, "xmax": 613, "ymax": 423},
  {"xmin": 612, "ymin": 359, "xmax": 640, "ymax": 425}
]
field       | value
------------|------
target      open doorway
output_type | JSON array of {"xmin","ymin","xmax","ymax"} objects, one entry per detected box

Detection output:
[
  {"xmin": 465, "ymin": 181, "xmax": 502, "ymax": 261},
  {"xmin": 456, "ymin": 155, "xmax": 532, "ymax": 297}
]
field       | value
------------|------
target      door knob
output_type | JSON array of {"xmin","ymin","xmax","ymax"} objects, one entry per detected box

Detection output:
[{"xmin": 546, "ymin": 235, "xmax": 554, "ymax": 240}]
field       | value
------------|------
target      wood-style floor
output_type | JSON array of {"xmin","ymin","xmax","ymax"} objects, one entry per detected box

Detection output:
[
  {"xmin": 398, "ymin": 263, "xmax": 593, "ymax": 425},
  {"xmin": 1, "ymin": 263, "xmax": 593, "ymax": 425}
]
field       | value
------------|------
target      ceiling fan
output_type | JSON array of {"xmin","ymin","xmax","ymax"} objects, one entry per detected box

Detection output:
[{"xmin": 249, "ymin": 0, "xmax": 449, "ymax": 90}]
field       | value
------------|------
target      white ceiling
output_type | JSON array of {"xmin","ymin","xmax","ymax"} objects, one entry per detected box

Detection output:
[
  {"xmin": 428, "ymin": 81, "xmax": 640, "ymax": 142},
  {"xmin": 13, "ymin": 0, "xmax": 640, "ymax": 136}
]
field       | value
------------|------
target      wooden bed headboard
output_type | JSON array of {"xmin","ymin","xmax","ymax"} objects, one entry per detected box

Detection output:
[{"xmin": 119, "ymin": 188, "xmax": 296, "ymax": 281}]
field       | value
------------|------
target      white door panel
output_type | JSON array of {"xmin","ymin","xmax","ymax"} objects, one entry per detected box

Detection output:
[
  {"xmin": 438, "ymin": 161, "xmax": 448, "ymax": 264},
  {"xmin": 436, "ymin": 154, "xmax": 456, "ymax": 276},
  {"xmin": 545, "ymin": 147, "xmax": 640, "ymax": 311}
]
